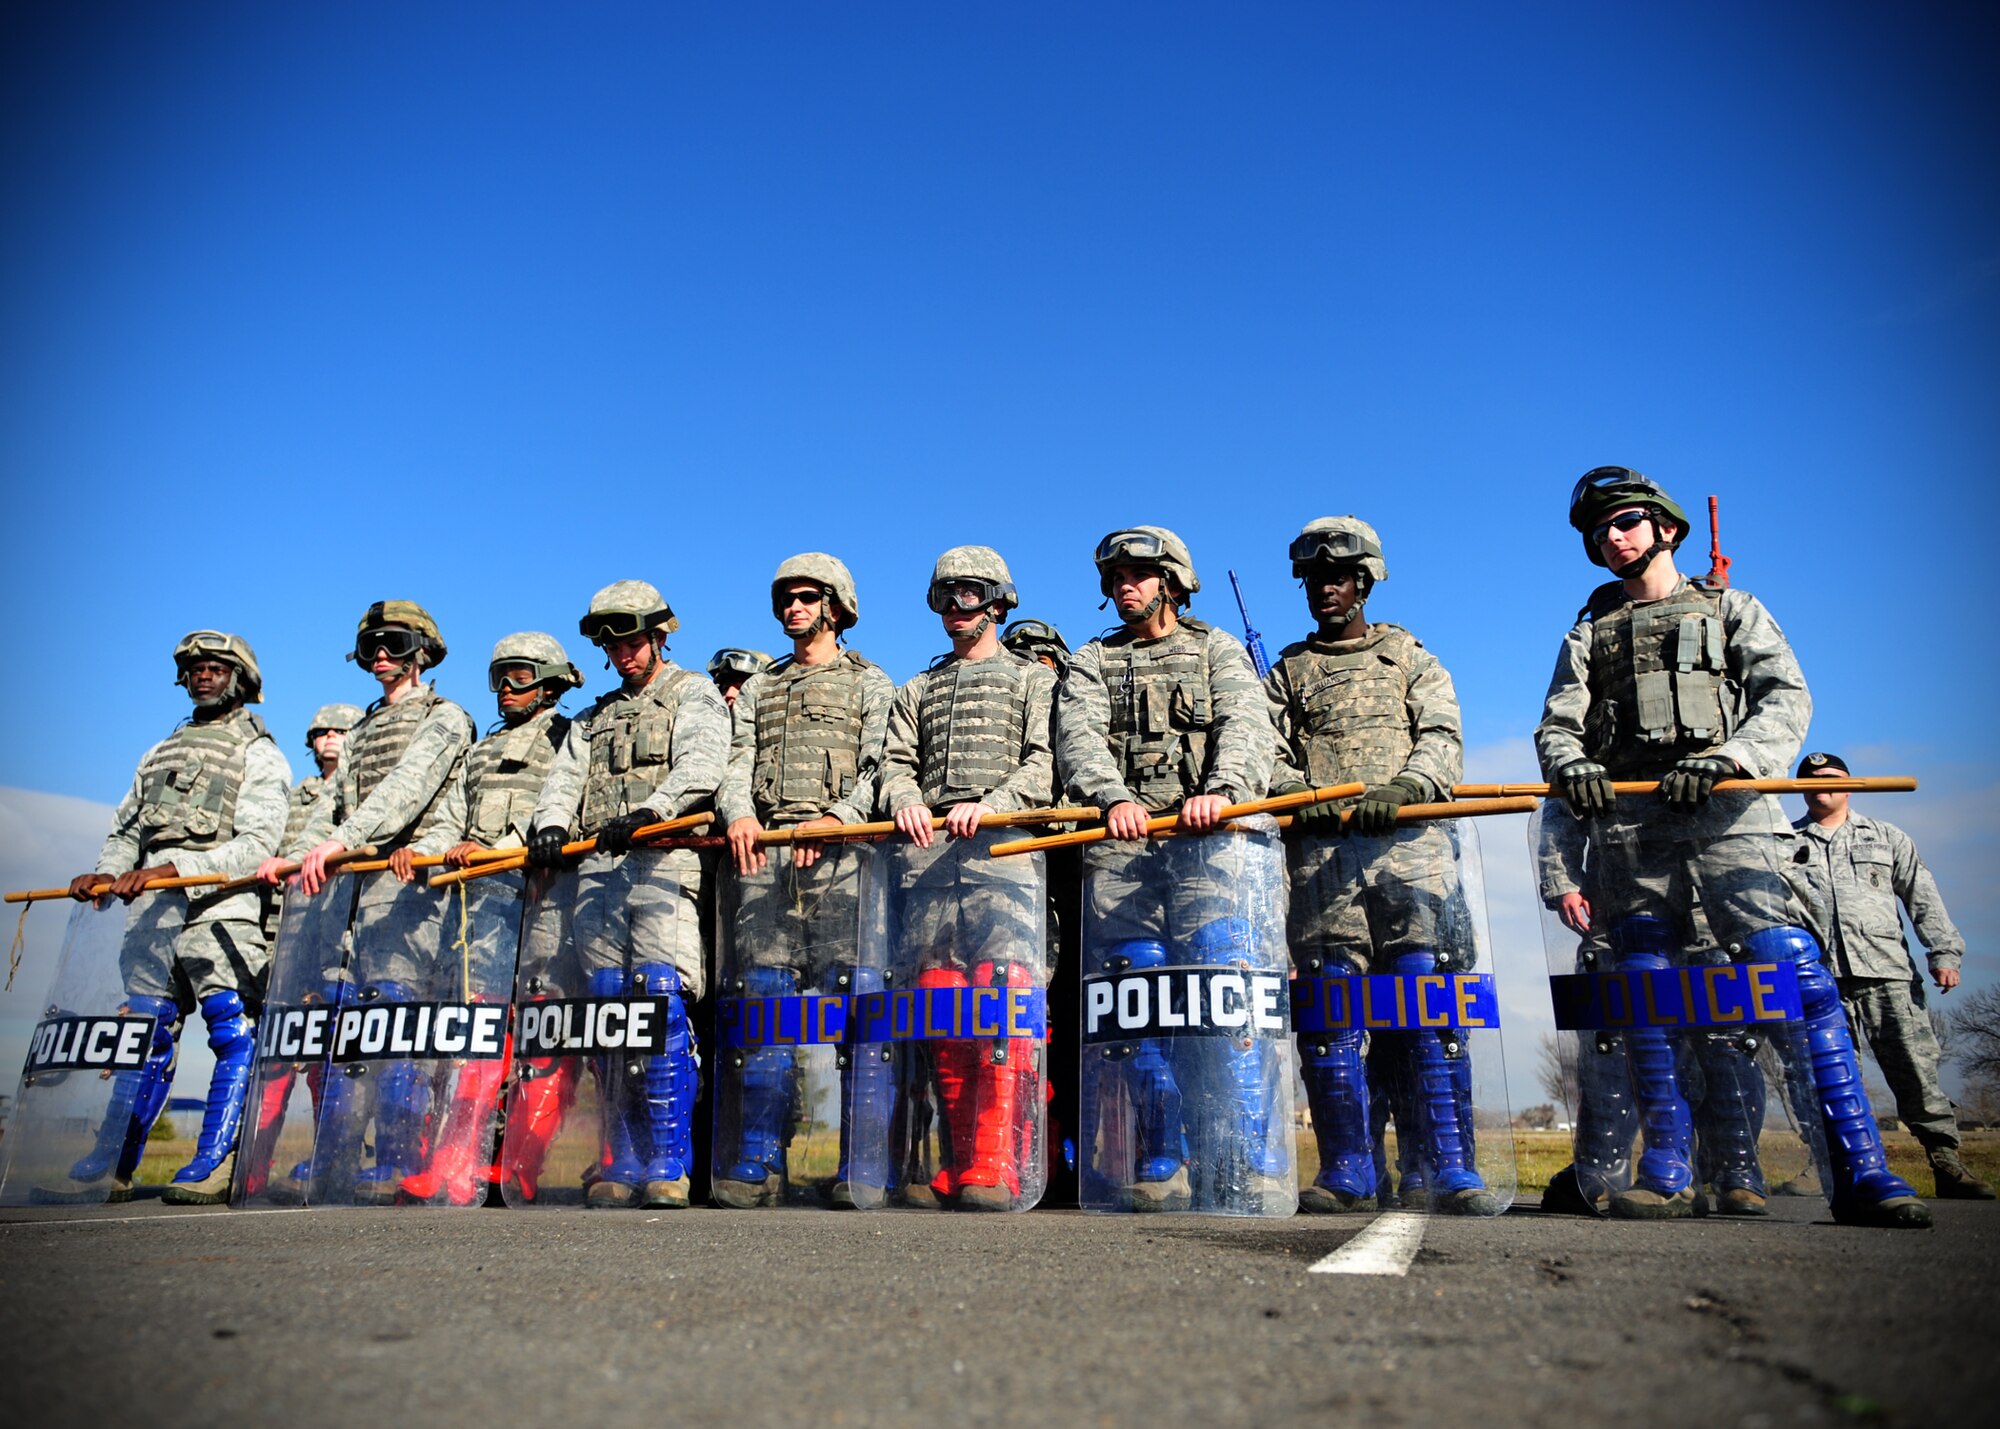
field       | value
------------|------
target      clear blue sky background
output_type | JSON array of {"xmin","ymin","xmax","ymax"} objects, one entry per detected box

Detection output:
[{"xmin": 3, "ymin": 3, "xmax": 1994, "ymax": 1111}]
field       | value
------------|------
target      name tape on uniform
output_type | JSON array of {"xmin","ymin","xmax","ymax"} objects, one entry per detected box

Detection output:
[
  {"xmin": 1291, "ymin": 973, "xmax": 1499, "ymax": 1033},
  {"xmin": 24, "ymin": 1015, "xmax": 159, "ymax": 1074},
  {"xmin": 1082, "ymin": 968, "xmax": 1290, "ymax": 1043},
  {"xmin": 256, "ymin": 1002, "xmax": 510, "ymax": 1063},
  {"xmin": 1548, "ymin": 962, "xmax": 1802, "ymax": 1030},
  {"xmin": 716, "ymin": 988, "xmax": 1050, "ymax": 1049}
]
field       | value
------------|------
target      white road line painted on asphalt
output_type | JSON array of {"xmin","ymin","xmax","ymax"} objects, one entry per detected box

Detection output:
[
  {"xmin": 1308, "ymin": 1211, "xmax": 1427, "ymax": 1276},
  {"xmin": 0, "ymin": 1205, "xmax": 334, "ymax": 1229}
]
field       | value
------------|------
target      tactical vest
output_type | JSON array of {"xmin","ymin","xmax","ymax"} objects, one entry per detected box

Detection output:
[
  {"xmin": 282, "ymin": 776, "xmax": 325, "ymax": 852},
  {"xmin": 580, "ymin": 669, "xmax": 695, "ymax": 833},
  {"xmin": 134, "ymin": 708, "xmax": 269, "ymax": 855},
  {"xmin": 1100, "ymin": 620, "xmax": 1214, "ymax": 812},
  {"xmin": 1581, "ymin": 579, "xmax": 1737, "ymax": 776},
  {"xmin": 914, "ymin": 652, "xmax": 1036, "ymax": 806},
  {"xmin": 1277, "ymin": 625, "xmax": 1425, "ymax": 792},
  {"xmin": 342, "ymin": 687, "xmax": 464, "ymax": 848},
  {"xmin": 466, "ymin": 710, "xmax": 569, "ymax": 845},
  {"xmin": 751, "ymin": 651, "xmax": 873, "ymax": 822}
]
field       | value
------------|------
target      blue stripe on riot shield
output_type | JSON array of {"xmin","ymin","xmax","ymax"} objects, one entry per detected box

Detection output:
[
  {"xmin": 845, "ymin": 986, "xmax": 1049, "ymax": 1044},
  {"xmin": 1290, "ymin": 973, "xmax": 1499, "ymax": 1033},
  {"xmin": 1548, "ymin": 961, "xmax": 1803, "ymax": 1030},
  {"xmin": 714, "ymin": 993, "xmax": 852, "ymax": 1048}
]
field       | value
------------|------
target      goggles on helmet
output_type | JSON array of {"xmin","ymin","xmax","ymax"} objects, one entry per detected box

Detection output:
[
  {"xmin": 488, "ymin": 663, "xmax": 552, "ymax": 694},
  {"xmin": 1287, "ymin": 529, "xmax": 1380, "ymax": 568},
  {"xmin": 709, "ymin": 649, "xmax": 765, "ymax": 678},
  {"xmin": 927, "ymin": 578, "xmax": 1015, "ymax": 614},
  {"xmin": 176, "ymin": 631, "xmax": 239, "ymax": 664},
  {"xmin": 1004, "ymin": 619, "xmax": 1059, "ymax": 644},
  {"xmin": 581, "ymin": 610, "xmax": 657, "ymax": 644},
  {"xmin": 1569, "ymin": 466, "xmax": 1669, "ymax": 511},
  {"xmin": 354, "ymin": 626, "xmax": 423, "ymax": 664},
  {"xmin": 1094, "ymin": 530, "xmax": 1169, "ymax": 567}
]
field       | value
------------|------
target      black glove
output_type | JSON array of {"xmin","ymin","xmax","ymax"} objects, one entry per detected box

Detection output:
[
  {"xmin": 1660, "ymin": 757, "xmax": 1734, "ymax": 812},
  {"xmin": 1274, "ymin": 780, "xmax": 1341, "ymax": 833},
  {"xmin": 596, "ymin": 809, "xmax": 659, "ymax": 856},
  {"xmin": 1353, "ymin": 777, "xmax": 1428, "ymax": 837},
  {"xmin": 1558, "ymin": 760, "xmax": 1614, "ymax": 820},
  {"xmin": 527, "ymin": 826, "xmax": 570, "ymax": 869}
]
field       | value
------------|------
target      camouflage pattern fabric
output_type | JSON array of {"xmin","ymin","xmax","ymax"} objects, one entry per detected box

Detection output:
[
  {"xmin": 1266, "ymin": 621, "xmax": 1461, "ymax": 807},
  {"xmin": 414, "ymin": 708, "xmax": 570, "ymax": 854},
  {"xmin": 1839, "ymin": 977, "xmax": 1961, "ymax": 1151},
  {"xmin": 294, "ymin": 685, "xmax": 474, "ymax": 856},
  {"xmin": 1789, "ymin": 811, "xmax": 1965, "ymax": 979},
  {"xmin": 534, "ymin": 661, "xmax": 727, "ymax": 837},
  {"xmin": 877, "ymin": 650, "xmax": 1056, "ymax": 815},
  {"xmin": 719, "ymin": 651, "xmax": 894, "ymax": 829}
]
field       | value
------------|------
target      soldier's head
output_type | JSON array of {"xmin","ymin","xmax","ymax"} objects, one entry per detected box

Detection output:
[
  {"xmin": 351, "ymin": 601, "xmax": 446, "ymax": 691},
  {"xmin": 1568, "ymin": 467, "xmax": 1689, "ymax": 578},
  {"xmin": 1798, "ymin": 751, "xmax": 1851, "ymax": 823},
  {"xmin": 174, "ymin": 630, "xmax": 263, "ymax": 714},
  {"xmin": 489, "ymin": 632, "xmax": 584, "ymax": 726},
  {"xmin": 1290, "ymin": 517, "xmax": 1386, "ymax": 635},
  {"xmin": 771, "ymin": 553, "xmax": 858, "ymax": 643},
  {"xmin": 304, "ymin": 702, "xmax": 364, "ymax": 773},
  {"xmin": 927, "ymin": 545, "xmax": 1018, "ymax": 648},
  {"xmin": 581, "ymin": 581, "xmax": 678, "ymax": 690},
  {"xmin": 1001, "ymin": 618, "xmax": 1069, "ymax": 677},
  {"xmin": 1094, "ymin": 526, "xmax": 1197, "ymax": 627},
  {"xmin": 707, "ymin": 648, "xmax": 772, "ymax": 707}
]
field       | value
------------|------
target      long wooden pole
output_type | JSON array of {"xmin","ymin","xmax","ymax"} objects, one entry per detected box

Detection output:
[
  {"xmin": 6, "ymin": 872, "xmax": 226, "ymax": 905},
  {"xmin": 1448, "ymin": 776, "xmax": 1916, "ymax": 798},
  {"xmin": 989, "ymin": 783, "xmax": 1368, "ymax": 858},
  {"xmin": 1149, "ymin": 794, "xmax": 1540, "ymax": 840}
]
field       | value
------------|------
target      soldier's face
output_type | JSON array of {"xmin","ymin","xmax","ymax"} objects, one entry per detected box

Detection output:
[
  {"xmin": 183, "ymin": 659, "xmax": 234, "ymax": 705},
  {"xmin": 1803, "ymin": 769, "xmax": 1850, "ymax": 819},
  {"xmin": 495, "ymin": 664, "xmax": 543, "ymax": 718},
  {"xmin": 310, "ymin": 728, "xmax": 347, "ymax": 766},
  {"xmin": 778, "ymin": 585, "xmax": 826, "ymax": 638},
  {"xmin": 1596, "ymin": 507, "xmax": 1664, "ymax": 569},
  {"xmin": 1306, "ymin": 566, "xmax": 1362, "ymax": 626},
  {"xmin": 718, "ymin": 676, "xmax": 747, "ymax": 707},
  {"xmin": 1109, "ymin": 564, "xmax": 1164, "ymax": 618},
  {"xmin": 602, "ymin": 632, "xmax": 656, "ymax": 684}
]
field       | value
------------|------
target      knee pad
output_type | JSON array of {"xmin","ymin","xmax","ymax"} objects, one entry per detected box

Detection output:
[
  {"xmin": 737, "ymin": 966, "xmax": 800, "ymax": 1000},
  {"xmin": 1097, "ymin": 938, "xmax": 1168, "ymax": 975},
  {"xmin": 1738, "ymin": 926, "xmax": 1834, "ymax": 1013},
  {"xmin": 361, "ymin": 979, "xmax": 418, "ymax": 1005},
  {"xmin": 1188, "ymin": 918, "xmax": 1255, "ymax": 965},
  {"xmin": 1608, "ymin": 915, "xmax": 1678, "ymax": 966},
  {"xmin": 634, "ymin": 962, "xmax": 683, "ymax": 999},
  {"xmin": 587, "ymin": 966, "xmax": 630, "ymax": 1000}
]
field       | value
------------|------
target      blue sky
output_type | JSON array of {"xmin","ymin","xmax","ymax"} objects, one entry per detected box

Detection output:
[{"xmin": 3, "ymin": 3, "xmax": 1994, "ymax": 1109}]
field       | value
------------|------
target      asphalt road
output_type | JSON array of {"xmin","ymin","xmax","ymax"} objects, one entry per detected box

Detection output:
[{"xmin": 2, "ymin": 1194, "xmax": 1994, "ymax": 1428}]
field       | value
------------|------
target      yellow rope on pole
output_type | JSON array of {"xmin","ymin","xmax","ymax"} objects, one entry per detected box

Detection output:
[
  {"xmin": 7, "ymin": 902, "xmax": 27, "ymax": 991},
  {"xmin": 452, "ymin": 880, "xmax": 473, "ymax": 1002}
]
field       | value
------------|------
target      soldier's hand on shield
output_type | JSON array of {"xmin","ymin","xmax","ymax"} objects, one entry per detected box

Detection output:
[
  {"xmin": 1353, "ymin": 777, "xmax": 1427, "ymax": 837},
  {"xmin": 68, "ymin": 873, "xmax": 109, "ymax": 902},
  {"xmin": 1660, "ymin": 755, "xmax": 1736, "ymax": 811},
  {"xmin": 1179, "ymin": 794, "xmax": 1227, "ymax": 832},
  {"xmin": 527, "ymin": 826, "xmax": 570, "ymax": 870},
  {"xmin": 387, "ymin": 848, "xmax": 420, "ymax": 884},
  {"xmin": 442, "ymin": 840, "xmax": 484, "ymax": 869},
  {"xmin": 1106, "ymin": 801, "xmax": 1150, "ymax": 840},
  {"xmin": 790, "ymin": 815, "xmax": 842, "ymax": 868},
  {"xmin": 943, "ymin": 802, "xmax": 993, "ymax": 841},
  {"xmin": 728, "ymin": 817, "xmax": 768, "ymax": 875},
  {"xmin": 893, "ymin": 803, "xmax": 937, "ymax": 848},
  {"xmin": 1557, "ymin": 891, "xmax": 1592, "ymax": 935},
  {"xmin": 1557, "ymin": 760, "xmax": 1614, "ymax": 820},
  {"xmin": 297, "ymin": 840, "xmax": 346, "ymax": 896},
  {"xmin": 596, "ymin": 809, "xmax": 658, "ymax": 857}
]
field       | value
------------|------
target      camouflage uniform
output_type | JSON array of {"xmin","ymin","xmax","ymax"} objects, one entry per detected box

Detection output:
[{"xmin": 280, "ymin": 776, "xmax": 328, "ymax": 856}]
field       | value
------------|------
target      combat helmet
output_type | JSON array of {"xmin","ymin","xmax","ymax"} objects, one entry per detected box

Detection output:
[
  {"xmin": 1001, "ymin": 618, "xmax": 1070, "ymax": 676},
  {"xmin": 174, "ymin": 630, "xmax": 264, "ymax": 705},
  {"xmin": 488, "ymin": 632, "xmax": 584, "ymax": 694},
  {"xmin": 708, "ymin": 648, "xmax": 774, "ymax": 682},
  {"xmin": 926, "ymin": 545, "xmax": 1019, "ymax": 615},
  {"xmin": 1568, "ymin": 466, "xmax": 1692, "ymax": 570},
  {"xmin": 352, "ymin": 600, "xmax": 447, "ymax": 669},
  {"xmin": 305, "ymin": 703, "xmax": 364, "ymax": 749},
  {"xmin": 1289, "ymin": 517, "xmax": 1388, "ymax": 586},
  {"xmin": 1093, "ymin": 526, "xmax": 1199, "ymax": 604},
  {"xmin": 772, "ymin": 553, "xmax": 860, "ymax": 631},
  {"xmin": 580, "ymin": 581, "xmax": 679, "ymax": 644}
]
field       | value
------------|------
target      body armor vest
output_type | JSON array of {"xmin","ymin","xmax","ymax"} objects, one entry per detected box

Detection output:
[
  {"xmin": 1277, "ymin": 624, "xmax": 1424, "ymax": 792},
  {"xmin": 751, "ymin": 651, "xmax": 873, "ymax": 823},
  {"xmin": 342, "ymin": 687, "xmax": 463, "ymax": 849},
  {"xmin": 134, "ymin": 708, "xmax": 269, "ymax": 855},
  {"xmin": 1100, "ymin": 620, "xmax": 1214, "ymax": 812},
  {"xmin": 914, "ymin": 652, "xmax": 1036, "ymax": 806},
  {"xmin": 466, "ymin": 710, "xmax": 569, "ymax": 845},
  {"xmin": 1581, "ymin": 579, "xmax": 1736, "ymax": 776},
  {"xmin": 282, "ymin": 776, "xmax": 325, "ymax": 852},
  {"xmin": 580, "ymin": 669, "xmax": 694, "ymax": 833}
]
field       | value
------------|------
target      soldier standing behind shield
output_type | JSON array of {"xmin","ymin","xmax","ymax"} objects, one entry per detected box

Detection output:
[
  {"xmin": 48, "ymin": 632, "xmax": 291, "ymax": 1204},
  {"xmin": 1267, "ymin": 517, "xmax": 1498, "ymax": 1216},
  {"xmin": 1537, "ymin": 467, "xmax": 1928, "ymax": 1227}
]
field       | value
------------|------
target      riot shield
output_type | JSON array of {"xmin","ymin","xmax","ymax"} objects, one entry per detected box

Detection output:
[
  {"xmin": 853, "ymin": 826, "xmax": 1050, "ymax": 1212},
  {"xmin": 712, "ymin": 841, "xmax": 874, "ymax": 1209},
  {"xmin": 1, "ymin": 898, "xmax": 178, "ymax": 1206},
  {"xmin": 1288, "ymin": 818, "xmax": 1515, "ymax": 1217},
  {"xmin": 1077, "ymin": 821, "xmax": 1295, "ymax": 1217},
  {"xmin": 500, "ymin": 852, "xmax": 702, "ymax": 1210},
  {"xmin": 1536, "ymin": 805, "xmax": 1803, "ymax": 1219}
]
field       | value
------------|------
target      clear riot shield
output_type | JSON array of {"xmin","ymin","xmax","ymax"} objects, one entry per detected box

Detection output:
[
  {"xmin": 502, "ymin": 852, "xmax": 703, "ymax": 1209},
  {"xmin": 712, "ymin": 841, "xmax": 874, "ymax": 1209},
  {"xmin": 1077, "ymin": 821, "xmax": 1295, "ymax": 1217},
  {"xmin": 1, "ymin": 898, "xmax": 178, "ymax": 1206},
  {"xmin": 1535, "ymin": 803, "xmax": 1804, "ymax": 1219},
  {"xmin": 1288, "ymin": 818, "xmax": 1515, "ymax": 1217},
  {"xmin": 853, "ymin": 827, "xmax": 1050, "ymax": 1212}
]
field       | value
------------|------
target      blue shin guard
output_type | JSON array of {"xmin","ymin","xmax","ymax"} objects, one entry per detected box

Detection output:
[
  {"xmin": 70, "ymin": 995, "xmax": 179, "ymax": 1185},
  {"xmin": 723, "ymin": 966, "xmax": 799, "ymax": 1188},
  {"xmin": 352, "ymin": 981, "xmax": 428, "ymax": 1196},
  {"xmin": 1393, "ymin": 951, "xmax": 1488, "ymax": 1203},
  {"xmin": 1608, "ymin": 917, "xmax": 1694, "ymax": 1195},
  {"xmin": 170, "ymin": 991, "xmax": 255, "ymax": 1187},
  {"xmin": 831, "ymin": 964, "xmax": 895, "ymax": 1195},
  {"xmin": 634, "ymin": 964, "xmax": 696, "ymax": 1188},
  {"xmin": 1299, "ymin": 1029, "xmax": 1374, "ymax": 1202},
  {"xmin": 587, "ymin": 967, "xmax": 645, "ymax": 1189},
  {"xmin": 1104, "ymin": 940, "xmax": 1186, "ymax": 1186},
  {"xmin": 1692, "ymin": 1032, "xmax": 1767, "ymax": 1197},
  {"xmin": 1185, "ymin": 919, "xmax": 1285, "ymax": 1181}
]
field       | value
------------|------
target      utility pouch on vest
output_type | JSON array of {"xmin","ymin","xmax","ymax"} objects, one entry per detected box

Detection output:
[{"xmin": 1635, "ymin": 670, "xmax": 1675, "ymax": 743}]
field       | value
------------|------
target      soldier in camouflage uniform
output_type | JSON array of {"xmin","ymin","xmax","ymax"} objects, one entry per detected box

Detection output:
[
  {"xmin": 714, "ymin": 553, "xmax": 895, "ymax": 1208},
  {"xmin": 1054, "ymin": 526, "xmax": 1278, "ymax": 1211},
  {"xmin": 256, "ymin": 600, "xmax": 475, "ymax": 1203},
  {"xmin": 1538, "ymin": 467, "xmax": 1928, "ymax": 1227},
  {"xmin": 527, "ymin": 582, "xmax": 729, "ymax": 1209},
  {"xmin": 1001, "ymin": 618, "xmax": 1070, "ymax": 678},
  {"xmin": 878, "ymin": 546, "xmax": 1057, "ymax": 1209},
  {"xmin": 708, "ymin": 648, "xmax": 774, "ymax": 709},
  {"xmin": 1789, "ymin": 752, "xmax": 1993, "ymax": 1199},
  {"xmin": 1266, "ymin": 517, "xmax": 1497, "ymax": 1216},
  {"xmin": 391, "ymin": 633, "xmax": 584, "ymax": 1205},
  {"xmin": 51, "ymin": 632, "xmax": 291, "ymax": 1204},
  {"xmin": 281, "ymin": 704, "xmax": 363, "ymax": 854}
]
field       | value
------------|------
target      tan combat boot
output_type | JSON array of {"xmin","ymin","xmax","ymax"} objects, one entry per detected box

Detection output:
[{"xmin": 1928, "ymin": 1147, "xmax": 1996, "ymax": 1200}]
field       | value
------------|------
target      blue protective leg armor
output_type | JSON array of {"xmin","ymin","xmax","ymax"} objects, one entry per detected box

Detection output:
[
  {"xmin": 831, "ymin": 963, "xmax": 895, "ymax": 1194},
  {"xmin": 724, "ymin": 966, "xmax": 800, "ymax": 1186},
  {"xmin": 1743, "ymin": 926, "xmax": 1922, "ymax": 1220},
  {"xmin": 587, "ymin": 967, "xmax": 645, "ymax": 1187},
  {"xmin": 1692, "ymin": 1031, "xmax": 1767, "ymax": 1196},
  {"xmin": 1184, "ymin": 919, "xmax": 1286, "ymax": 1180},
  {"xmin": 634, "ymin": 964, "xmax": 696, "ymax": 1185},
  {"xmin": 1393, "ymin": 950, "xmax": 1487, "ymax": 1199},
  {"xmin": 1102, "ymin": 940, "xmax": 1186, "ymax": 1184},
  {"xmin": 1299, "ymin": 1030, "xmax": 1374, "ymax": 1201},
  {"xmin": 351, "ymin": 981, "xmax": 429, "ymax": 1195},
  {"xmin": 1608, "ymin": 916, "xmax": 1694, "ymax": 1195},
  {"xmin": 1569, "ymin": 1035, "xmax": 1640, "ymax": 1201},
  {"xmin": 170, "ymin": 991, "xmax": 255, "ymax": 1186},
  {"xmin": 70, "ymin": 995, "xmax": 179, "ymax": 1184}
]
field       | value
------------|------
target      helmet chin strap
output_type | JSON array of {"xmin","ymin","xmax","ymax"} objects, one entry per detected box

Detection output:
[
  {"xmin": 1609, "ymin": 537, "xmax": 1670, "ymax": 580},
  {"xmin": 1122, "ymin": 590, "xmax": 1167, "ymax": 626}
]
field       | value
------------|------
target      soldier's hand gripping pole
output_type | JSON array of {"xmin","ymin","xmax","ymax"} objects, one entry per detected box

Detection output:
[
  {"xmin": 1447, "ymin": 776, "xmax": 1916, "ymax": 798},
  {"xmin": 7, "ymin": 872, "xmax": 229, "ymax": 904},
  {"xmin": 424, "ymin": 813, "xmax": 715, "ymax": 887},
  {"xmin": 1160, "ymin": 794, "xmax": 1541, "ymax": 841},
  {"xmin": 989, "ymin": 783, "xmax": 1368, "ymax": 857},
  {"xmin": 193, "ymin": 845, "xmax": 382, "ymax": 902},
  {"xmin": 772, "ymin": 805, "xmax": 1104, "ymax": 845}
]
